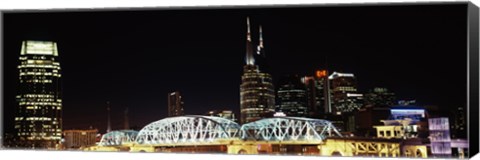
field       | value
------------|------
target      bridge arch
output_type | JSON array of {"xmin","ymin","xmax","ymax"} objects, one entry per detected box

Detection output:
[
  {"xmin": 240, "ymin": 117, "xmax": 342, "ymax": 141},
  {"xmin": 135, "ymin": 115, "xmax": 241, "ymax": 145},
  {"xmin": 99, "ymin": 130, "xmax": 139, "ymax": 146}
]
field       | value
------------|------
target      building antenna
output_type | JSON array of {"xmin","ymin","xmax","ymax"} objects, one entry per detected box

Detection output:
[
  {"xmin": 245, "ymin": 17, "xmax": 255, "ymax": 65},
  {"xmin": 324, "ymin": 54, "xmax": 329, "ymax": 72},
  {"xmin": 124, "ymin": 107, "xmax": 129, "ymax": 130},
  {"xmin": 106, "ymin": 101, "xmax": 111, "ymax": 133},
  {"xmin": 257, "ymin": 25, "xmax": 266, "ymax": 57}
]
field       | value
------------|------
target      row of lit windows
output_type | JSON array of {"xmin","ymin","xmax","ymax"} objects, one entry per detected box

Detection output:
[
  {"xmin": 278, "ymin": 93, "xmax": 306, "ymax": 98},
  {"xmin": 18, "ymin": 64, "xmax": 60, "ymax": 69},
  {"xmin": 280, "ymin": 102, "xmax": 308, "ymax": 106},
  {"xmin": 241, "ymin": 99, "xmax": 261, "ymax": 103},
  {"xmin": 26, "ymin": 60, "xmax": 53, "ymax": 64},
  {"xmin": 20, "ymin": 100, "xmax": 61, "ymax": 104},
  {"xmin": 16, "ymin": 127, "xmax": 60, "ymax": 132},
  {"xmin": 20, "ymin": 98, "xmax": 57, "ymax": 102},
  {"xmin": 23, "ymin": 68, "xmax": 48, "ymax": 73},
  {"xmin": 242, "ymin": 74, "xmax": 272, "ymax": 79},
  {"xmin": 22, "ymin": 94, "xmax": 55, "ymax": 98},
  {"xmin": 24, "ymin": 106, "xmax": 62, "ymax": 110},
  {"xmin": 333, "ymin": 86, "xmax": 356, "ymax": 92},
  {"xmin": 241, "ymin": 88, "xmax": 274, "ymax": 93},
  {"xmin": 17, "ymin": 126, "xmax": 60, "ymax": 131},
  {"xmin": 21, "ymin": 102, "xmax": 61, "ymax": 106},
  {"xmin": 240, "ymin": 82, "xmax": 272, "ymax": 86},
  {"xmin": 240, "ymin": 92, "xmax": 275, "ymax": 99},
  {"xmin": 19, "ymin": 72, "xmax": 61, "ymax": 77},
  {"xmin": 241, "ymin": 108, "xmax": 265, "ymax": 111},
  {"xmin": 15, "ymin": 117, "xmax": 53, "ymax": 121},
  {"xmin": 20, "ymin": 134, "xmax": 62, "ymax": 139},
  {"xmin": 19, "ymin": 55, "xmax": 55, "ymax": 60},
  {"xmin": 278, "ymin": 89, "xmax": 306, "ymax": 93},
  {"xmin": 22, "ymin": 79, "xmax": 54, "ymax": 83}
]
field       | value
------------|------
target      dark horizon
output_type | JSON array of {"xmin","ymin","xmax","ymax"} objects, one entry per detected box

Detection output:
[{"xmin": 3, "ymin": 3, "xmax": 468, "ymax": 133}]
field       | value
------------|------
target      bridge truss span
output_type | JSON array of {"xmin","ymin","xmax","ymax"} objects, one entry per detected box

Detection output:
[
  {"xmin": 240, "ymin": 117, "xmax": 342, "ymax": 142},
  {"xmin": 135, "ymin": 115, "xmax": 241, "ymax": 145},
  {"xmin": 99, "ymin": 130, "xmax": 139, "ymax": 146}
]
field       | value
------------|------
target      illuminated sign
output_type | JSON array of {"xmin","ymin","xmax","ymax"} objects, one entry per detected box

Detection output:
[
  {"xmin": 316, "ymin": 70, "xmax": 327, "ymax": 78},
  {"xmin": 391, "ymin": 109, "xmax": 425, "ymax": 118}
]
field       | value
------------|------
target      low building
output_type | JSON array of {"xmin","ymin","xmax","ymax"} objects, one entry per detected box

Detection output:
[
  {"xmin": 205, "ymin": 110, "xmax": 237, "ymax": 122},
  {"xmin": 63, "ymin": 129, "xmax": 98, "ymax": 149},
  {"xmin": 355, "ymin": 106, "xmax": 390, "ymax": 137}
]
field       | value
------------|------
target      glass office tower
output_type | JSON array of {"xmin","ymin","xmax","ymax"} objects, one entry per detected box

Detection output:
[{"xmin": 15, "ymin": 40, "xmax": 63, "ymax": 149}]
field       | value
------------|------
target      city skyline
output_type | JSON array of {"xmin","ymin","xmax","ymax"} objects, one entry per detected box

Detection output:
[{"xmin": 3, "ymin": 4, "xmax": 467, "ymax": 133}]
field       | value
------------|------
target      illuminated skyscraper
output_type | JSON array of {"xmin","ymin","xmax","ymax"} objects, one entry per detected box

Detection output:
[
  {"xmin": 303, "ymin": 70, "xmax": 331, "ymax": 118},
  {"xmin": 14, "ymin": 40, "xmax": 62, "ymax": 149},
  {"xmin": 240, "ymin": 17, "xmax": 275, "ymax": 124},
  {"xmin": 168, "ymin": 91, "xmax": 184, "ymax": 117},
  {"xmin": 277, "ymin": 75, "xmax": 308, "ymax": 117},
  {"xmin": 328, "ymin": 71, "xmax": 363, "ymax": 113}
]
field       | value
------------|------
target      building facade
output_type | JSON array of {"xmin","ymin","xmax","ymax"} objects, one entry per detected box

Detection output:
[
  {"xmin": 14, "ymin": 40, "xmax": 63, "ymax": 149},
  {"xmin": 303, "ymin": 70, "xmax": 331, "ymax": 118},
  {"xmin": 428, "ymin": 117, "xmax": 452, "ymax": 157},
  {"xmin": 364, "ymin": 87, "xmax": 396, "ymax": 107},
  {"xmin": 277, "ymin": 75, "xmax": 308, "ymax": 117},
  {"xmin": 168, "ymin": 91, "xmax": 184, "ymax": 117},
  {"xmin": 240, "ymin": 17, "xmax": 275, "ymax": 124},
  {"xmin": 452, "ymin": 106, "xmax": 466, "ymax": 139},
  {"xmin": 328, "ymin": 72, "xmax": 363, "ymax": 113},
  {"xmin": 63, "ymin": 129, "xmax": 98, "ymax": 149}
]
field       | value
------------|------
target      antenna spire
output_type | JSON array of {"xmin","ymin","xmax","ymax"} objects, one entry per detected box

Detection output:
[
  {"xmin": 247, "ymin": 17, "xmax": 251, "ymax": 42},
  {"xmin": 245, "ymin": 17, "xmax": 255, "ymax": 65},
  {"xmin": 106, "ymin": 101, "xmax": 111, "ymax": 133},
  {"xmin": 259, "ymin": 25, "xmax": 264, "ymax": 48},
  {"xmin": 124, "ymin": 107, "xmax": 129, "ymax": 130}
]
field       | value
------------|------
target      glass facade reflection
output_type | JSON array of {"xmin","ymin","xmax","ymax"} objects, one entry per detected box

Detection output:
[{"xmin": 277, "ymin": 75, "xmax": 308, "ymax": 117}]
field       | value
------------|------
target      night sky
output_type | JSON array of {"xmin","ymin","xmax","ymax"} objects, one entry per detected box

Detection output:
[{"xmin": 3, "ymin": 3, "xmax": 468, "ymax": 134}]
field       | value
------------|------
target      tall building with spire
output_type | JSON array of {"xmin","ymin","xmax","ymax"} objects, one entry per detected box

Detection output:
[
  {"xmin": 14, "ymin": 40, "xmax": 62, "ymax": 149},
  {"xmin": 255, "ymin": 25, "xmax": 269, "ymax": 72},
  {"xmin": 240, "ymin": 17, "xmax": 275, "ymax": 124}
]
